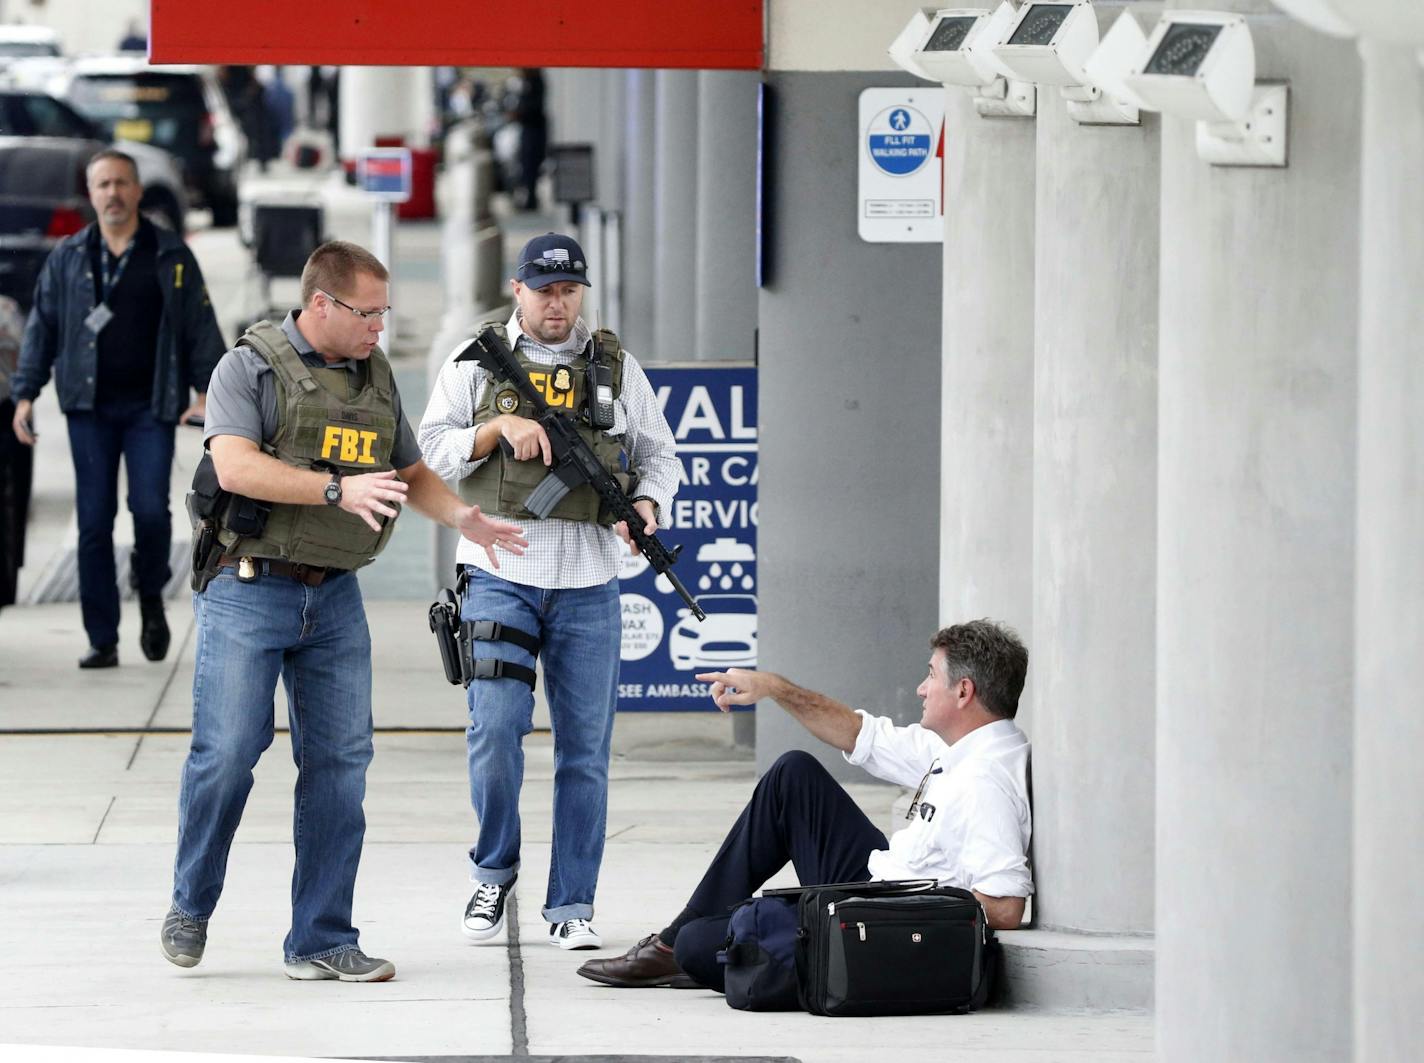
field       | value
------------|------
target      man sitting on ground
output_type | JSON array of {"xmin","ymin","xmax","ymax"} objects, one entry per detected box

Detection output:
[{"xmin": 577, "ymin": 619, "xmax": 1033, "ymax": 992}]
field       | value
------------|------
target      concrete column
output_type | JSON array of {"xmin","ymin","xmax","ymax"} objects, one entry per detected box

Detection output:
[
  {"xmin": 338, "ymin": 67, "xmax": 424, "ymax": 158},
  {"xmin": 549, "ymin": 68, "xmax": 601, "ymax": 147},
  {"xmin": 1354, "ymin": 36, "xmax": 1424, "ymax": 1062},
  {"xmin": 1030, "ymin": 58, "xmax": 1159, "ymax": 935},
  {"xmin": 653, "ymin": 70, "xmax": 699, "ymax": 362},
  {"xmin": 597, "ymin": 69, "xmax": 626, "ymax": 214},
  {"xmin": 406, "ymin": 67, "xmax": 436, "ymax": 149},
  {"xmin": 938, "ymin": 90, "xmax": 1035, "ymax": 715},
  {"xmin": 693, "ymin": 71, "xmax": 760, "ymax": 362},
  {"xmin": 621, "ymin": 69, "xmax": 658, "ymax": 355},
  {"xmin": 545, "ymin": 68, "xmax": 572, "ymax": 143},
  {"xmin": 1156, "ymin": 16, "xmax": 1360, "ymax": 1062}
]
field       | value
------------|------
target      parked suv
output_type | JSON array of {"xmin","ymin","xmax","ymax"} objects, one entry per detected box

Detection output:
[
  {"xmin": 0, "ymin": 88, "xmax": 188, "ymax": 234},
  {"xmin": 61, "ymin": 57, "xmax": 243, "ymax": 226}
]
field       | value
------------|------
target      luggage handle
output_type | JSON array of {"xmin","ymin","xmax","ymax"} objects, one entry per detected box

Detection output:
[{"xmin": 763, "ymin": 877, "xmax": 943, "ymax": 901}]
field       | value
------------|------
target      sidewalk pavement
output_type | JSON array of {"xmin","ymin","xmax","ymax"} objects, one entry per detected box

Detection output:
[
  {"xmin": 0, "ymin": 598, "xmax": 1151, "ymax": 1063},
  {"xmin": 0, "ymin": 186, "xmax": 1152, "ymax": 1061}
]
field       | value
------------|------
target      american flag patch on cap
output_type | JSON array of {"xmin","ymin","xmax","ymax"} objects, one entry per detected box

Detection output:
[{"xmin": 546, "ymin": 248, "xmax": 571, "ymax": 263}]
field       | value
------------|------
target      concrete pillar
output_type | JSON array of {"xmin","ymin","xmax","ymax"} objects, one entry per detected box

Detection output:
[
  {"xmin": 597, "ymin": 69, "xmax": 626, "ymax": 214},
  {"xmin": 621, "ymin": 69, "xmax": 657, "ymax": 356},
  {"xmin": 338, "ymin": 67, "xmax": 426, "ymax": 159},
  {"xmin": 406, "ymin": 67, "xmax": 436, "ymax": 149},
  {"xmin": 1155, "ymin": 14, "xmax": 1360, "ymax": 1062},
  {"xmin": 938, "ymin": 89, "xmax": 1035, "ymax": 715},
  {"xmin": 1030, "ymin": 40, "xmax": 1159, "ymax": 936},
  {"xmin": 652, "ymin": 70, "xmax": 699, "ymax": 362},
  {"xmin": 545, "ymin": 68, "xmax": 571, "ymax": 143},
  {"xmin": 693, "ymin": 71, "xmax": 759, "ymax": 362},
  {"xmin": 1353, "ymin": 36, "xmax": 1424, "ymax": 1062},
  {"xmin": 549, "ymin": 68, "xmax": 601, "ymax": 147}
]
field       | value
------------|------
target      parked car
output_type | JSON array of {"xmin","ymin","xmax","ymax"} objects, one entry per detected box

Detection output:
[
  {"xmin": 59, "ymin": 56, "xmax": 243, "ymax": 226},
  {"xmin": 0, "ymin": 136, "xmax": 94, "ymax": 311},
  {"xmin": 0, "ymin": 88, "xmax": 188, "ymax": 233},
  {"xmin": 0, "ymin": 26, "xmax": 60, "ymax": 63}
]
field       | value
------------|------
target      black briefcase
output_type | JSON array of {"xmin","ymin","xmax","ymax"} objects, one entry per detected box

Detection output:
[{"xmin": 793, "ymin": 880, "xmax": 997, "ymax": 1016}]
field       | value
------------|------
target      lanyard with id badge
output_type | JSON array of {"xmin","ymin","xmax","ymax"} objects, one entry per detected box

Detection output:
[{"xmin": 84, "ymin": 240, "xmax": 134, "ymax": 335}]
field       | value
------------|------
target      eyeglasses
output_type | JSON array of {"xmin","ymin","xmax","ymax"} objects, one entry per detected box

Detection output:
[
  {"xmin": 518, "ymin": 257, "xmax": 586, "ymax": 274},
  {"xmin": 317, "ymin": 288, "xmax": 390, "ymax": 320},
  {"xmin": 906, "ymin": 759, "xmax": 943, "ymax": 821}
]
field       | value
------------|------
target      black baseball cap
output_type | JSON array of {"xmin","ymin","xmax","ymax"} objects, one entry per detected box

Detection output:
[{"xmin": 514, "ymin": 232, "xmax": 591, "ymax": 290}]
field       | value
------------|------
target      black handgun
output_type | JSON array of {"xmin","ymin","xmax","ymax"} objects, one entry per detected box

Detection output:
[
  {"xmin": 456, "ymin": 327, "xmax": 704, "ymax": 621},
  {"xmin": 429, "ymin": 588, "xmax": 471, "ymax": 686}
]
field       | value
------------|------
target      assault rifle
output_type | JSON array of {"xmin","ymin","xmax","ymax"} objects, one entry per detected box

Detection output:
[{"xmin": 456, "ymin": 327, "xmax": 705, "ymax": 621}]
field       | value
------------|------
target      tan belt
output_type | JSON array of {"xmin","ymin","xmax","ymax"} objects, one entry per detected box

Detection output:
[{"xmin": 217, "ymin": 555, "xmax": 338, "ymax": 587}]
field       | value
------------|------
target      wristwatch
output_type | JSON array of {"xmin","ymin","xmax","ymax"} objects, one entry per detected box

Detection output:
[{"xmin": 323, "ymin": 469, "xmax": 343, "ymax": 506}]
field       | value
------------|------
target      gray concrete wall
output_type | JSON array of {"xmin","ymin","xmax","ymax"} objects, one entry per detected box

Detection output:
[
  {"xmin": 1353, "ymin": 35, "xmax": 1424, "ymax": 1062},
  {"xmin": 1029, "ymin": 45, "xmax": 1159, "ymax": 936},
  {"xmin": 694, "ymin": 71, "xmax": 760, "ymax": 362},
  {"xmin": 1155, "ymin": 10, "xmax": 1361, "ymax": 1061},
  {"xmin": 755, "ymin": 70, "xmax": 941, "ymax": 777}
]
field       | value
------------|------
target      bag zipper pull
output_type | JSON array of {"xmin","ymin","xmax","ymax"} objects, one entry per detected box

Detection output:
[
  {"xmin": 827, "ymin": 901, "xmax": 836, "ymax": 916},
  {"xmin": 857, "ymin": 921, "xmax": 867, "ymax": 942}
]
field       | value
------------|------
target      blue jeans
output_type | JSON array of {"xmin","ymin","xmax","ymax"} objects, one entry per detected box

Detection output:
[
  {"xmin": 460, "ymin": 566, "xmax": 620, "ymax": 921},
  {"xmin": 65, "ymin": 399, "xmax": 175, "ymax": 647},
  {"xmin": 171, "ymin": 565, "xmax": 375, "ymax": 962}
]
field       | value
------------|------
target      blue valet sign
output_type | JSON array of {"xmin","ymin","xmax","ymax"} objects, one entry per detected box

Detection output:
[{"xmin": 617, "ymin": 365, "xmax": 757, "ymax": 711}]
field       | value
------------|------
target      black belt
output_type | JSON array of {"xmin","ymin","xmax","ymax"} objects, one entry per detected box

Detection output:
[{"xmin": 218, "ymin": 555, "xmax": 343, "ymax": 587}]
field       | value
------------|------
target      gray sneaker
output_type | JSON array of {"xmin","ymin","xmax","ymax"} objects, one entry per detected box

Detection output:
[
  {"xmin": 160, "ymin": 906, "xmax": 207, "ymax": 968},
  {"xmin": 284, "ymin": 948, "xmax": 396, "ymax": 983}
]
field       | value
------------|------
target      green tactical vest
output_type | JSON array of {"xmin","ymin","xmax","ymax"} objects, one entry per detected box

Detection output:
[
  {"xmin": 459, "ymin": 323, "xmax": 630, "ymax": 524},
  {"xmin": 217, "ymin": 319, "xmax": 401, "ymax": 569}
]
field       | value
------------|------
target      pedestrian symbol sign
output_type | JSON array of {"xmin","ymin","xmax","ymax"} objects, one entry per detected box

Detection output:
[
  {"xmin": 858, "ymin": 89, "xmax": 945, "ymax": 243},
  {"xmin": 868, "ymin": 106, "xmax": 932, "ymax": 177}
]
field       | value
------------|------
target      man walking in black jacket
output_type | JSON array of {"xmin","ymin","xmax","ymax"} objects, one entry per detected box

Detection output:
[{"xmin": 10, "ymin": 149, "xmax": 225, "ymax": 667}]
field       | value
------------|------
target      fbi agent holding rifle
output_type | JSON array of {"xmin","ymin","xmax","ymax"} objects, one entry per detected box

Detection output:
[
  {"xmin": 419, "ymin": 233, "xmax": 682, "ymax": 952},
  {"xmin": 162, "ymin": 241, "xmax": 526, "ymax": 982}
]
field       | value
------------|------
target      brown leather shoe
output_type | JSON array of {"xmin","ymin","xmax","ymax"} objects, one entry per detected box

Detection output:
[{"xmin": 576, "ymin": 933, "xmax": 699, "ymax": 989}]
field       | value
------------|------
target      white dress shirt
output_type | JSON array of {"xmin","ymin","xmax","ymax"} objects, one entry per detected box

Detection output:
[
  {"xmin": 418, "ymin": 312, "xmax": 680, "ymax": 589},
  {"xmin": 845, "ymin": 714, "xmax": 1033, "ymax": 898}
]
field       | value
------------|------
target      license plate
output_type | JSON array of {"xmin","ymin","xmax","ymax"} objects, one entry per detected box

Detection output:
[{"xmin": 114, "ymin": 118, "xmax": 153, "ymax": 142}]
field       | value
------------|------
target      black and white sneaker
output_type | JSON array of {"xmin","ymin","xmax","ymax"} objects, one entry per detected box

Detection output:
[
  {"xmin": 463, "ymin": 876, "xmax": 515, "ymax": 941},
  {"xmin": 549, "ymin": 917, "xmax": 602, "ymax": 950}
]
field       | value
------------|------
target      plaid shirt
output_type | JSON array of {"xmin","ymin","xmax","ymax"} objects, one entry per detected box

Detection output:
[{"xmin": 418, "ymin": 313, "xmax": 679, "ymax": 589}]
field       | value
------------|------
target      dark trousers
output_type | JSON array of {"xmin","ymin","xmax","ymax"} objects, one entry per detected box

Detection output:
[
  {"xmin": 65, "ymin": 399, "xmax": 175, "ymax": 647},
  {"xmin": 0, "ymin": 397, "xmax": 34, "ymax": 608},
  {"xmin": 668, "ymin": 750, "xmax": 888, "ymax": 993}
]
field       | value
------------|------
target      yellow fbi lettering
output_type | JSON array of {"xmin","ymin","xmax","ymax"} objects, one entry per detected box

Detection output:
[
  {"xmin": 320, "ymin": 424, "xmax": 381, "ymax": 465},
  {"xmin": 527, "ymin": 370, "xmax": 576, "ymax": 410}
]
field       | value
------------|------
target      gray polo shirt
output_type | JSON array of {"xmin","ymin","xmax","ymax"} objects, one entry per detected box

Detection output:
[{"xmin": 203, "ymin": 310, "xmax": 421, "ymax": 468}]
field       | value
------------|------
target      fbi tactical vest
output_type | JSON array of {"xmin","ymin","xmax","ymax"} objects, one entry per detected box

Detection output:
[
  {"xmin": 459, "ymin": 323, "xmax": 629, "ymax": 524},
  {"xmin": 217, "ymin": 319, "xmax": 400, "ymax": 569}
]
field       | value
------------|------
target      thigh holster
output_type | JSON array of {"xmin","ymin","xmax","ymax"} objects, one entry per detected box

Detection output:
[{"xmin": 459, "ymin": 618, "xmax": 540, "ymax": 690}]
